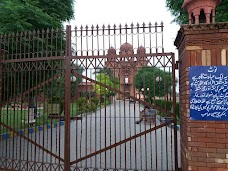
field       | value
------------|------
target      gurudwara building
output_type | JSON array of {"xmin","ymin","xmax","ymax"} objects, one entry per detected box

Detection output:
[{"xmin": 105, "ymin": 43, "xmax": 148, "ymax": 100}]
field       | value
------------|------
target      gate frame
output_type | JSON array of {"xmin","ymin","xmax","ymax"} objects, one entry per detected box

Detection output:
[{"xmin": 0, "ymin": 24, "xmax": 179, "ymax": 171}]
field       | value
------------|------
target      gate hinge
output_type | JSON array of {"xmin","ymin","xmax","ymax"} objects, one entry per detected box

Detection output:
[{"xmin": 175, "ymin": 60, "xmax": 182, "ymax": 69}]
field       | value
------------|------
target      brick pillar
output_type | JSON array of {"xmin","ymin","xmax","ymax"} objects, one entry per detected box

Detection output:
[{"xmin": 175, "ymin": 23, "xmax": 228, "ymax": 171}]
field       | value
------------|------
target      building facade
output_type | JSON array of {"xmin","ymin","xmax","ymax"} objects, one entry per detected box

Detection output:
[{"xmin": 105, "ymin": 43, "xmax": 148, "ymax": 100}]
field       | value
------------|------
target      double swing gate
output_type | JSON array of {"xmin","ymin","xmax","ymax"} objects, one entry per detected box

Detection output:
[{"xmin": 0, "ymin": 23, "xmax": 179, "ymax": 171}]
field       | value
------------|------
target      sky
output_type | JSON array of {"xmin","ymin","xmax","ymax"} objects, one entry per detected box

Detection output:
[
  {"xmin": 67, "ymin": 0, "xmax": 181, "ymax": 91},
  {"xmin": 68, "ymin": 0, "xmax": 180, "ymax": 53}
]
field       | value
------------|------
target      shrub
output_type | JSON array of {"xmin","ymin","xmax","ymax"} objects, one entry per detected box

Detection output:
[
  {"xmin": 78, "ymin": 97, "xmax": 87, "ymax": 113},
  {"xmin": 91, "ymin": 97, "xmax": 99, "ymax": 107},
  {"xmin": 89, "ymin": 103, "xmax": 97, "ymax": 112}
]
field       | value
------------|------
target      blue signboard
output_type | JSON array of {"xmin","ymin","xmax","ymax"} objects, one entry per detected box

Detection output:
[{"xmin": 189, "ymin": 66, "xmax": 228, "ymax": 121}]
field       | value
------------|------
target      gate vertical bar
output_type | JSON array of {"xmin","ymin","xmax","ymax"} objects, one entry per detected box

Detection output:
[
  {"xmin": 172, "ymin": 53, "xmax": 178, "ymax": 170},
  {"xmin": 64, "ymin": 25, "xmax": 72, "ymax": 171},
  {"xmin": 0, "ymin": 50, "xmax": 2, "ymax": 110},
  {"xmin": 0, "ymin": 49, "xmax": 2, "ymax": 137}
]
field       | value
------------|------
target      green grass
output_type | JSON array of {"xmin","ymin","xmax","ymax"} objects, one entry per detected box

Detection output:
[
  {"xmin": 0, "ymin": 103, "xmax": 80, "ymax": 134},
  {"xmin": 0, "ymin": 108, "xmax": 44, "ymax": 134}
]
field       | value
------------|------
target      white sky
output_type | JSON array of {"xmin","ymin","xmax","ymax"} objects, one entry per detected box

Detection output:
[
  {"xmin": 67, "ymin": 0, "xmax": 181, "ymax": 91},
  {"xmin": 68, "ymin": 0, "xmax": 180, "ymax": 53}
]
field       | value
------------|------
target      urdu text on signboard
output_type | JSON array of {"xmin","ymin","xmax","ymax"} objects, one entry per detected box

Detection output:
[{"xmin": 189, "ymin": 66, "xmax": 228, "ymax": 121}]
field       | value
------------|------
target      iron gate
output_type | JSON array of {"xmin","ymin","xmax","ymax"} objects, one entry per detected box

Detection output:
[{"xmin": 0, "ymin": 23, "xmax": 179, "ymax": 171}]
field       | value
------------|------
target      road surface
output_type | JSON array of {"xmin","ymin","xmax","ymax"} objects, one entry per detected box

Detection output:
[{"xmin": 0, "ymin": 100, "xmax": 180, "ymax": 170}]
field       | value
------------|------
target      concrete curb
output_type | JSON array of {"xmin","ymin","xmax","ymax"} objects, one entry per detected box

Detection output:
[{"xmin": 0, "ymin": 121, "xmax": 65, "ymax": 140}]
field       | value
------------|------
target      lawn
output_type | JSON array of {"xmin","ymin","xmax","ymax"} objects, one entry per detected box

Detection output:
[{"xmin": 0, "ymin": 102, "xmax": 80, "ymax": 134}]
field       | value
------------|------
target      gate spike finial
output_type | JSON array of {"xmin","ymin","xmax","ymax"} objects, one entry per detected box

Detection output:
[
  {"xmin": 80, "ymin": 25, "xmax": 83, "ymax": 30},
  {"xmin": 131, "ymin": 23, "xmax": 134, "ymax": 27},
  {"xmin": 161, "ymin": 22, "xmax": 164, "ymax": 32}
]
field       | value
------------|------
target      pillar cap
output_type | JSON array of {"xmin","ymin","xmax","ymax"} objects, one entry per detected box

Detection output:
[
  {"xmin": 183, "ymin": 0, "xmax": 220, "ymax": 10},
  {"xmin": 182, "ymin": 0, "xmax": 221, "ymax": 24},
  {"xmin": 174, "ymin": 22, "xmax": 228, "ymax": 48}
]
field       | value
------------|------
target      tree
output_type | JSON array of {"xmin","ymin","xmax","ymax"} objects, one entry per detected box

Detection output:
[
  {"xmin": 94, "ymin": 67, "xmax": 117, "ymax": 83},
  {"xmin": 165, "ymin": 0, "xmax": 228, "ymax": 24},
  {"xmin": 94, "ymin": 73, "xmax": 119, "ymax": 102},
  {"xmin": 0, "ymin": 0, "xmax": 74, "ymax": 107},
  {"xmin": 0, "ymin": 0, "xmax": 74, "ymax": 34},
  {"xmin": 134, "ymin": 67, "xmax": 172, "ymax": 101}
]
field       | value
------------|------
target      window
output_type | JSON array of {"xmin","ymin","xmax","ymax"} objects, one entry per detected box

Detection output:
[{"xmin": 125, "ymin": 76, "xmax": 129, "ymax": 83}]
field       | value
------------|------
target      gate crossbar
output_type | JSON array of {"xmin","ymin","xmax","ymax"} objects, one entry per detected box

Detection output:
[
  {"xmin": 0, "ymin": 121, "xmax": 64, "ymax": 162},
  {"xmin": 73, "ymin": 71, "xmax": 174, "ymax": 117},
  {"xmin": 70, "ymin": 120, "xmax": 173, "ymax": 165}
]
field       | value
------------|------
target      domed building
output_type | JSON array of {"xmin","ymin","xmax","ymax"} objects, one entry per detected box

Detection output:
[{"xmin": 105, "ymin": 43, "xmax": 148, "ymax": 100}]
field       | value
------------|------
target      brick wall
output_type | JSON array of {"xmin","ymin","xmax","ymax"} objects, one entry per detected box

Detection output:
[{"xmin": 175, "ymin": 23, "xmax": 228, "ymax": 171}]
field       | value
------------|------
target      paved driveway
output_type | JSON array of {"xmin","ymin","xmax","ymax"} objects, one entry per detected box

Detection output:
[{"xmin": 0, "ymin": 101, "xmax": 180, "ymax": 170}]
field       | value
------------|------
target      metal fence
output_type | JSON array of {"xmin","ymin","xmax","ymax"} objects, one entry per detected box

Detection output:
[{"xmin": 0, "ymin": 23, "xmax": 179, "ymax": 171}]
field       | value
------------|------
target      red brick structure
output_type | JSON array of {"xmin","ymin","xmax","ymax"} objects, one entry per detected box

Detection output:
[
  {"xmin": 175, "ymin": 1, "xmax": 228, "ymax": 170},
  {"xmin": 105, "ymin": 43, "xmax": 148, "ymax": 100},
  {"xmin": 183, "ymin": 0, "xmax": 220, "ymax": 24}
]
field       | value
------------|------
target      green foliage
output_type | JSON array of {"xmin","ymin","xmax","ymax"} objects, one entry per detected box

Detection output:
[
  {"xmin": 165, "ymin": 0, "xmax": 228, "ymax": 24},
  {"xmin": 0, "ymin": 0, "xmax": 74, "ymax": 105},
  {"xmin": 94, "ymin": 73, "xmax": 119, "ymax": 99},
  {"xmin": 77, "ymin": 97, "xmax": 87, "ymax": 114},
  {"xmin": 134, "ymin": 67, "xmax": 172, "ymax": 98},
  {"xmin": 0, "ymin": 0, "xmax": 74, "ymax": 34},
  {"xmin": 77, "ymin": 96, "xmax": 100, "ymax": 114},
  {"xmin": 91, "ymin": 97, "xmax": 99, "ymax": 107},
  {"xmin": 216, "ymin": 0, "xmax": 228, "ymax": 23},
  {"xmin": 104, "ymin": 99, "xmax": 111, "ymax": 106}
]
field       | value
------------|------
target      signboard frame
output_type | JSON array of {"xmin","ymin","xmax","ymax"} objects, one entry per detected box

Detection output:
[{"xmin": 189, "ymin": 66, "xmax": 228, "ymax": 121}]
